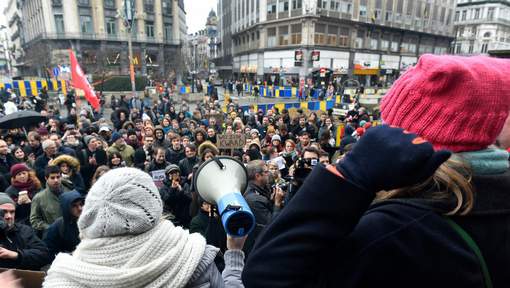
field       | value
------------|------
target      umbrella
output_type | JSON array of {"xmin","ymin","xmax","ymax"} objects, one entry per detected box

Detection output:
[{"xmin": 0, "ymin": 111, "xmax": 47, "ymax": 129}]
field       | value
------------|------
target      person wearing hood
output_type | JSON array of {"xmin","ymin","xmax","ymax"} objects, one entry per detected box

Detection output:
[
  {"xmin": 43, "ymin": 191, "xmax": 84, "ymax": 261},
  {"xmin": 126, "ymin": 129, "xmax": 141, "ymax": 150},
  {"xmin": 107, "ymin": 132, "xmax": 135, "ymax": 167},
  {"xmin": 166, "ymin": 133, "xmax": 185, "ymax": 165},
  {"xmin": 154, "ymin": 125, "xmax": 170, "ymax": 148},
  {"xmin": 50, "ymin": 155, "xmax": 86, "ymax": 195}
]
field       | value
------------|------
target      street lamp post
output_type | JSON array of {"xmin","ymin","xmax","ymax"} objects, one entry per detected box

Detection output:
[{"xmin": 119, "ymin": 0, "xmax": 137, "ymax": 99}]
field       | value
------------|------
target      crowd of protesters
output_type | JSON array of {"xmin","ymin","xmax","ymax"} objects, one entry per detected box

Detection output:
[{"xmin": 0, "ymin": 53, "xmax": 509, "ymax": 287}]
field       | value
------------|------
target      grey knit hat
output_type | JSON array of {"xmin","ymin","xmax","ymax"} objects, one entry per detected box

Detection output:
[
  {"xmin": 165, "ymin": 164, "xmax": 180, "ymax": 175},
  {"xmin": 78, "ymin": 168, "xmax": 163, "ymax": 239},
  {"xmin": 0, "ymin": 193, "xmax": 15, "ymax": 206}
]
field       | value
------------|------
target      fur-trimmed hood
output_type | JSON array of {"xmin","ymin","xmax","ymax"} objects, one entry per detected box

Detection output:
[
  {"xmin": 50, "ymin": 155, "xmax": 81, "ymax": 172},
  {"xmin": 198, "ymin": 141, "xmax": 219, "ymax": 159}
]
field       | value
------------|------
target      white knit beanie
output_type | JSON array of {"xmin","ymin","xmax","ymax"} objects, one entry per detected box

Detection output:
[{"xmin": 78, "ymin": 167, "xmax": 163, "ymax": 239}]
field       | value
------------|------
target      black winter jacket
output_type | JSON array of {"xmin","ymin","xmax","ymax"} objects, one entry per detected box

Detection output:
[
  {"xmin": 242, "ymin": 165, "xmax": 510, "ymax": 288},
  {"xmin": 43, "ymin": 191, "xmax": 83, "ymax": 261},
  {"xmin": 243, "ymin": 182, "xmax": 281, "ymax": 254},
  {"xmin": 0, "ymin": 223, "xmax": 51, "ymax": 270},
  {"xmin": 166, "ymin": 147, "xmax": 185, "ymax": 165},
  {"xmin": 159, "ymin": 178, "xmax": 192, "ymax": 228}
]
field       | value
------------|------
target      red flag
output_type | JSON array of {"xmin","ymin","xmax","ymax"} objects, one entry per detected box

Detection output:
[{"xmin": 69, "ymin": 49, "xmax": 100, "ymax": 111}]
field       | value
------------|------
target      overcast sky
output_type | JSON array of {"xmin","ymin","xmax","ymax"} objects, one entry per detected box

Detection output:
[
  {"xmin": 0, "ymin": 1, "xmax": 217, "ymax": 34},
  {"xmin": 184, "ymin": 0, "xmax": 218, "ymax": 34}
]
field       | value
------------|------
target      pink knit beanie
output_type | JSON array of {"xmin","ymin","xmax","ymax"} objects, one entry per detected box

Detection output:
[{"xmin": 381, "ymin": 54, "xmax": 510, "ymax": 152}]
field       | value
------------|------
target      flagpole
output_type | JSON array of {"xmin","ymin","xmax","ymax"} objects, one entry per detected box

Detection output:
[{"xmin": 128, "ymin": 29, "xmax": 136, "ymax": 99}]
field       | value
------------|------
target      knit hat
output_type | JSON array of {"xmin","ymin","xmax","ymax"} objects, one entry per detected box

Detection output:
[
  {"xmin": 10, "ymin": 163, "xmax": 30, "ymax": 177},
  {"xmin": 78, "ymin": 168, "xmax": 163, "ymax": 239},
  {"xmin": 165, "ymin": 164, "xmax": 180, "ymax": 175},
  {"xmin": 250, "ymin": 129, "xmax": 259, "ymax": 136},
  {"xmin": 381, "ymin": 54, "xmax": 510, "ymax": 152},
  {"xmin": 271, "ymin": 135, "xmax": 282, "ymax": 142},
  {"xmin": 111, "ymin": 132, "xmax": 122, "ymax": 143},
  {"xmin": 0, "ymin": 192, "xmax": 15, "ymax": 206},
  {"xmin": 83, "ymin": 135, "xmax": 94, "ymax": 146}
]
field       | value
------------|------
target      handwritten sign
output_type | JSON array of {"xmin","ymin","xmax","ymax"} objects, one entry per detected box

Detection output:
[
  {"xmin": 151, "ymin": 169, "xmax": 166, "ymax": 188},
  {"xmin": 217, "ymin": 134, "xmax": 246, "ymax": 149}
]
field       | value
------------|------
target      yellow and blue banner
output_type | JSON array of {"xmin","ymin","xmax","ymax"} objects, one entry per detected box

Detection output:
[
  {"xmin": 240, "ymin": 99, "xmax": 337, "ymax": 114},
  {"xmin": 0, "ymin": 80, "xmax": 68, "ymax": 97}
]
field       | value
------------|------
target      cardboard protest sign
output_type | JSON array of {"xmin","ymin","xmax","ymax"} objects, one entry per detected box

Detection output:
[{"xmin": 217, "ymin": 134, "xmax": 246, "ymax": 149}]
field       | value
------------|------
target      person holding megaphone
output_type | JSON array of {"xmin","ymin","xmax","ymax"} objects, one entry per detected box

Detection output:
[{"xmin": 44, "ymin": 168, "xmax": 247, "ymax": 287}]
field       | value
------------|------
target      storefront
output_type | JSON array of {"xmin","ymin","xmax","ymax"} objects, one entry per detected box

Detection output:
[
  {"xmin": 400, "ymin": 56, "xmax": 418, "ymax": 72},
  {"xmin": 379, "ymin": 55, "xmax": 400, "ymax": 85},
  {"xmin": 263, "ymin": 50, "xmax": 299, "ymax": 86},
  {"xmin": 353, "ymin": 53, "xmax": 380, "ymax": 87}
]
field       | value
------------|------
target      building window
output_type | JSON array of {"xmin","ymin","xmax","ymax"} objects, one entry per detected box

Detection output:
[
  {"xmin": 461, "ymin": 10, "xmax": 467, "ymax": 21},
  {"xmin": 474, "ymin": 8, "xmax": 480, "ymax": 19},
  {"xmin": 483, "ymin": 32, "xmax": 491, "ymax": 38},
  {"xmin": 381, "ymin": 36, "xmax": 390, "ymax": 51},
  {"xmin": 106, "ymin": 17, "xmax": 116, "ymax": 35},
  {"xmin": 292, "ymin": 0, "xmax": 302, "ymax": 9},
  {"xmin": 487, "ymin": 7, "xmax": 494, "ymax": 20},
  {"xmin": 355, "ymin": 30, "xmax": 364, "ymax": 48},
  {"xmin": 468, "ymin": 41, "xmax": 474, "ymax": 53},
  {"xmin": 279, "ymin": 1, "xmax": 289, "ymax": 12},
  {"xmin": 370, "ymin": 33, "xmax": 379, "ymax": 50},
  {"xmin": 54, "ymin": 14, "xmax": 64, "ymax": 34},
  {"xmin": 144, "ymin": 0, "xmax": 154, "ymax": 13},
  {"xmin": 278, "ymin": 26, "xmax": 289, "ymax": 45},
  {"xmin": 146, "ymin": 21, "xmax": 155, "ymax": 38},
  {"xmin": 319, "ymin": 0, "xmax": 328, "ymax": 9},
  {"xmin": 164, "ymin": 24, "xmax": 172, "ymax": 40},
  {"xmin": 78, "ymin": 0, "xmax": 90, "ymax": 6},
  {"xmin": 291, "ymin": 24, "xmax": 302, "ymax": 44},
  {"xmin": 481, "ymin": 42, "xmax": 488, "ymax": 53},
  {"xmin": 162, "ymin": 0, "xmax": 172, "ymax": 14},
  {"xmin": 455, "ymin": 43, "xmax": 461, "ymax": 54},
  {"xmin": 267, "ymin": 27, "xmax": 277, "ymax": 47},
  {"xmin": 457, "ymin": 27, "xmax": 464, "ymax": 37},
  {"xmin": 339, "ymin": 27, "xmax": 349, "ymax": 47},
  {"xmin": 327, "ymin": 25, "xmax": 338, "ymax": 45},
  {"xmin": 267, "ymin": 4, "xmax": 277, "ymax": 14},
  {"xmin": 359, "ymin": 5, "xmax": 367, "ymax": 17},
  {"xmin": 80, "ymin": 15, "xmax": 93, "ymax": 34},
  {"xmin": 314, "ymin": 23, "xmax": 326, "ymax": 45},
  {"xmin": 104, "ymin": 0, "xmax": 115, "ymax": 8},
  {"xmin": 455, "ymin": 11, "xmax": 459, "ymax": 22},
  {"xmin": 385, "ymin": 11, "xmax": 392, "ymax": 21}
]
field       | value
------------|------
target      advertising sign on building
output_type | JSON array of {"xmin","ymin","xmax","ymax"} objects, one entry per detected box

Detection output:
[
  {"xmin": 295, "ymin": 50, "xmax": 304, "ymax": 62},
  {"xmin": 311, "ymin": 51, "xmax": 321, "ymax": 61}
]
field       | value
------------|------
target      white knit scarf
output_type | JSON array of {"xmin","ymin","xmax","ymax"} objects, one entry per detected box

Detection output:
[{"xmin": 43, "ymin": 220, "xmax": 206, "ymax": 288}]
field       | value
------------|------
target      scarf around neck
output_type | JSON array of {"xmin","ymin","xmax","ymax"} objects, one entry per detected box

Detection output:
[
  {"xmin": 458, "ymin": 148, "xmax": 510, "ymax": 175},
  {"xmin": 43, "ymin": 220, "xmax": 206, "ymax": 288},
  {"xmin": 12, "ymin": 178, "xmax": 35, "ymax": 196}
]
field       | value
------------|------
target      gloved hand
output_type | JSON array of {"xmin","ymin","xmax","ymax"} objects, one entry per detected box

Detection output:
[{"xmin": 337, "ymin": 125, "xmax": 451, "ymax": 192}]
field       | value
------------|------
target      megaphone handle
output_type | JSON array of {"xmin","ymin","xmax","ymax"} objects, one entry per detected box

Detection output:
[{"xmin": 213, "ymin": 157, "xmax": 225, "ymax": 170}]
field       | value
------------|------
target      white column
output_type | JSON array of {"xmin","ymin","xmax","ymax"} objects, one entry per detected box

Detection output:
[
  {"xmin": 154, "ymin": 0, "xmax": 164, "ymax": 42},
  {"xmin": 63, "ymin": 0, "xmax": 80, "ymax": 35},
  {"xmin": 92, "ymin": 0, "xmax": 106, "ymax": 38},
  {"xmin": 172, "ymin": 0, "xmax": 180, "ymax": 43}
]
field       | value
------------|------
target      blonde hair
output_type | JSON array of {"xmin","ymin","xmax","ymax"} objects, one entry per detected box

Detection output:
[{"xmin": 377, "ymin": 156, "xmax": 474, "ymax": 216}]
